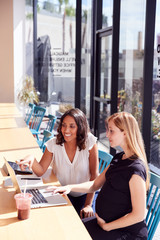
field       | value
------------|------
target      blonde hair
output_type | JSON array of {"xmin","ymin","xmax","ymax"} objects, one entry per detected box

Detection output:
[{"xmin": 106, "ymin": 112, "xmax": 149, "ymax": 190}]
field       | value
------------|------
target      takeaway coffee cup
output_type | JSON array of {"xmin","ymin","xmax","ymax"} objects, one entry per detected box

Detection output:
[{"xmin": 14, "ymin": 193, "xmax": 33, "ymax": 220}]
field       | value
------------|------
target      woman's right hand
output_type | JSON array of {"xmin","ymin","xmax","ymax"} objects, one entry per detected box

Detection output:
[
  {"xmin": 16, "ymin": 155, "xmax": 35, "ymax": 171},
  {"xmin": 46, "ymin": 185, "xmax": 71, "ymax": 195}
]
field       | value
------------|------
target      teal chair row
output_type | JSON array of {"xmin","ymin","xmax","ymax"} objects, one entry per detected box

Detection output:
[
  {"xmin": 24, "ymin": 103, "xmax": 57, "ymax": 151},
  {"xmin": 146, "ymin": 171, "xmax": 160, "ymax": 240}
]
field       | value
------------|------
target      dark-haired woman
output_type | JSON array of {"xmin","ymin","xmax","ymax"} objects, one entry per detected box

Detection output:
[{"xmin": 18, "ymin": 108, "xmax": 99, "ymax": 218}]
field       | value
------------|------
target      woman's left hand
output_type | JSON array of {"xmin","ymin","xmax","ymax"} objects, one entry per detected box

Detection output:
[
  {"xmin": 95, "ymin": 213, "xmax": 111, "ymax": 231},
  {"xmin": 80, "ymin": 205, "xmax": 94, "ymax": 219},
  {"xmin": 95, "ymin": 213, "xmax": 105, "ymax": 228}
]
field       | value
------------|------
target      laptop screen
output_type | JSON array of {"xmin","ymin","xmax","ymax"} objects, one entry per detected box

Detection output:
[{"xmin": 3, "ymin": 157, "xmax": 21, "ymax": 193}]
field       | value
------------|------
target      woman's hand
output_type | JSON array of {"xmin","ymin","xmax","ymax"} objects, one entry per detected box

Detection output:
[
  {"xmin": 95, "ymin": 213, "xmax": 111, "ymax": 231},
  {"xmin": 46, "ymin": 185, "xmax": 71, "ymax": 195},
  {"xmin": 80, "ymin": 205, "xmax": 94, "ymax": 219},
  {"xmin": 16, "ymin": 155, "xmax": 35, "ymax": 171}
]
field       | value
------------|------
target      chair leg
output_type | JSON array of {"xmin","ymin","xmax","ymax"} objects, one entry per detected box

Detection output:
[{"xmin": 36, "ymin": 134, "xmax": 39, "ymax": 141}]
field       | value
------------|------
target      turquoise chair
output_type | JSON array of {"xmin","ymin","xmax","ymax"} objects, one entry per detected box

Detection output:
[
  {"xmin": 45, "ymin": 114, "xmax": 57, "ymax": 132},
  {"xmin": 37, "ymin": 115, "xmax": 57, "ymax": 152},
  {"xmin": 37, "ymin": 129, "xmax": 53, "ymax": 152},
  {"xmin": 146, "ymin": 171, "xmax": 160, "ymax": 240},
  {"xmin": 92, "ymin": 150, "xmax": 113, "ymax": 212},
  {"xmin": 98, "ymin": 149, "xmax": 113, "ymax": 174},
  {"xmin": 24, "ymin": 103, "xmax": 35, "ymax": 126},
  {"xmin": 29, "ymin": 106, "xmax": 46, "ymax": 140}
]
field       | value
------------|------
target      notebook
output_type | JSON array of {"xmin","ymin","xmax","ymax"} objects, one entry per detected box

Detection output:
[{"xmin": 3, "ymin": 157, "xmax": 68, "ymax": 208}]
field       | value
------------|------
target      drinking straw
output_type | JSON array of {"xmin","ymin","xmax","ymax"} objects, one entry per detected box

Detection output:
[{"xmin": 24, "ymin": 179, "xmax": 27, "ymax": 197}]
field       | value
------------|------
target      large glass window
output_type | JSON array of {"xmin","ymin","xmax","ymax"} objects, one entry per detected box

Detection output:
[
  {"xmin": 37, "ymin": 0, "xmax": 76, "ymax": 116},
  {"xmin": 81, "ymin": 0, "xmax": 92, "ymax": 119},
  {"xmin": 150, "ymin": 0, "xmax": 160, "ymax": 174},
  {"xmin": 102, "ymin": 0, "xmax": 113, "ymax": 28},
  {"xmin": 98, "ymin": 35, "xmax": 112, "ymax": 147},
  {"xmin": 118, "ymin": 0, "xmax": 146, "ymax": 129}
]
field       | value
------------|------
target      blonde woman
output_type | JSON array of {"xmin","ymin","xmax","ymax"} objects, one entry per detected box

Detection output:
[{"xmin": 52, "ymin": 112, "xmax": 149, "ymax": 240}]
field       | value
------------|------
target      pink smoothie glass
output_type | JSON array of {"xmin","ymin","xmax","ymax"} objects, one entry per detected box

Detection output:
[{"xmin": 14, "ymin": 193, "xmax": 33, "ymax": 220}]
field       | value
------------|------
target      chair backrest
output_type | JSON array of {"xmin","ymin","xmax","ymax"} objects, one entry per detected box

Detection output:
[
  {"xmin": 146, "ymin": 171, "xmax": 160, "ymax": 240},
  {"xmin": 98, "ymin": 149, "xmax": 113, "ymax": 174},
  {"xmin": 24, "ymin": 103, "xmax": 35, "ymax": 125},
  {"xmin": 45, "ymin": 114, "xmax": 57, "ymax": 132},
  {"xmin": 29, "ymin": 106, "xmax": 46, "ymax": 131},
  {"xmin": 40, "ymin": 129, "xmax": 53, "ymax": 152}
]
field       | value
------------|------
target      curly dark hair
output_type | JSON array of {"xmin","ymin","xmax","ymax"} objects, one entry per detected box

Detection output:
[{"xmin": 56, "ymin": 108, "xmax": 89, "ymax": 150}]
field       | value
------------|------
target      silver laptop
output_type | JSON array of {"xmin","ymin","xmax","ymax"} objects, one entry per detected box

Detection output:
[{"xmin": 4, "ymin": 157, "xmax": 68, "ymax": 208}]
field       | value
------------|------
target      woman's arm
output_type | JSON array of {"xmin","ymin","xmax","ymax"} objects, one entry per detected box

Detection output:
[
  {"xmin": 53, "ymin": 167, "xmax": 107, "ymax": 195},
  {"xmin": 18, "ymin": 148, "xmax": 53, "ymax": 176},
  {"xmin": 96, "ymin": 174, "xmax": 146, "ymax": 231},
  {"xmin": 35, "ymin": 148, "xmax": 53, "ymax": 175},
  {"xmin": 80, "ymin": 143, "xmax": 99, "ymax": 218}
]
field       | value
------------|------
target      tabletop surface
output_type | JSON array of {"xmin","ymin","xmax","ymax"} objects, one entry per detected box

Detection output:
[
  {"xmin": 0, "ymin": 150, "xmax": 92, "ymax": 240},
  {"xmin": 0, "ymin": 105, "xmax": 22, "ymax": 118},
  {"xmin": 0, "ymin": 104, "xmax": 91, "ymax": 240},
  {"xmin": 0, "ymin": 117, "xmax": 27, "ymax": 129},
  {"xmin": 0, "ymin": 103, "xmax": 17, "ymax": 106},
  {"xmin": 0, "ymin": 128, "xmax": 40, "ymax": 151}
]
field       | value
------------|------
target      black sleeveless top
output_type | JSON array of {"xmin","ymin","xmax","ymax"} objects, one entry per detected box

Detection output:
[{"xmin": 96, "ymin": 152, "xmax": 147, "ymax": 236}]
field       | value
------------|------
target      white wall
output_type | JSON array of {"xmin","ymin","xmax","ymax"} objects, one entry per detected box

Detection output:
[
  {"xmin": 13, "ymin": 0, "xmax": 25, "ymax": 106},
  {"xmin": 0, "ymin": 0, "xmax": 25, "ymax": 104},
  {"xmin": 0, "ymin": 1, "xmax": 14, "ymax": 102}
]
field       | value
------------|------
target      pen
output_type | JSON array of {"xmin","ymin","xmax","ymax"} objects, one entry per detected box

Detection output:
[{"xmin": 21, "ymin": 177, "xmax": 41, "ymax": 180}]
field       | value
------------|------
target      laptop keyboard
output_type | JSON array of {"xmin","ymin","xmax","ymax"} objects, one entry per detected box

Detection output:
[{"xmin": 25, "ymin": 189, "xmax": 48, "ymax": 204}]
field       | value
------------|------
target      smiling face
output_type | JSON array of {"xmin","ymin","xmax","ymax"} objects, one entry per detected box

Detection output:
[
  {"xmin": 106, "ymin": 119, "xmax": 126, "ymax": 149},
  {"xmin": 61, "ymin": 115, "xmax": 78, "ymax": 143}
]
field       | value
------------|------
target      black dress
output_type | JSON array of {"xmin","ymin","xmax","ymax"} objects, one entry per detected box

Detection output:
[{"xmin": 83, "ymin": 152, "xmax": 148, "ymax": 240}]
